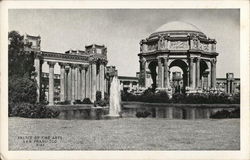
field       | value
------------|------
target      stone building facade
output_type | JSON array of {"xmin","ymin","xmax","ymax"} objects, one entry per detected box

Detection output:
[
  {"xmin": 138, "ymin": 21, "xmax": 219, "ymax": 94},
  {"xmin": 25, "ymin": 34, "xmax": 108, "ymax": 105}
]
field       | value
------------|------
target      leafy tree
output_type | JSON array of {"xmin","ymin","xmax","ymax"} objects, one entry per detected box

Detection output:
[
  {"xmin": 8, "ymin": 31, "xmax": 35, "ymax": 77},
  {"xmin": 8, "ymin": 31, "xmax": 37, "ymax": 105},
  {"xmin": 9, "ymin": 75, "xmax": 37, "ymax": 104}
]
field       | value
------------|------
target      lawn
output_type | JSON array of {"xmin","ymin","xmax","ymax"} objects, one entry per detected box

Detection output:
[{"xmin": 8, "ymin": 117, "xmax": 240, "ymax": 150}]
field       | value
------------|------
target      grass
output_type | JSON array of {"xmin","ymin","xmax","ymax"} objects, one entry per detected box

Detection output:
[{"xmin": 8, "ymin": 117, "xmax": 240, "ymax": 150}]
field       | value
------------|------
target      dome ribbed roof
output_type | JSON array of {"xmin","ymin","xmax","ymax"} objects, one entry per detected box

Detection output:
[{"xmin": 153, "ymin": 21, "xmax": 202, "ymax": 33}]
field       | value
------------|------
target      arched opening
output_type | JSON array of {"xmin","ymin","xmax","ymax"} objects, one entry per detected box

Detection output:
[
  {"xmin": 200, "ymin": 60, "xmax": 209, "ymax": 90},
  {"xmin": 148, "ymin": 61, "xmax": 158, "ymax": 90},
  {"xmin": 169, "ymin": 59, "xmax": 188, "ymax": 94}
]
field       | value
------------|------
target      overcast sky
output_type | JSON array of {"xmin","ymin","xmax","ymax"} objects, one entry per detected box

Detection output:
[{"xmin": 9, "ymin": 9, "xmax": 240, "ymax": 78}]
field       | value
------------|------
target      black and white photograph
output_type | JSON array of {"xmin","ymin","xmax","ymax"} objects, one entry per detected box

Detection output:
[{"xmin": 0, "ymin": 1, "xmax": 249, "ymax": 160}]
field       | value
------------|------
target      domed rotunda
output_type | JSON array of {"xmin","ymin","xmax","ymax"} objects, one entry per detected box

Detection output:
[{"xmin": 138, "ymin": 21, "xmax": 219, "ymax": 94}]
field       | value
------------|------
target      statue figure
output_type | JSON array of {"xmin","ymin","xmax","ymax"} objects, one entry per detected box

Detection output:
[
  {"xmin": 37, "ymin": 38, "xmax": 41, "ymax": 48},
  {"xmin": 158, "ymin": 35, "xmax": 165, "ymax": 50},
  {"xmin": 193, "ymin": 38, "xmax": 198, "ymax": 49}
]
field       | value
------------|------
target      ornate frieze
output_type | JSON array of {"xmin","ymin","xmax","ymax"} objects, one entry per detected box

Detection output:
[
  {"xmin": 168, "ymin": 41, "xmax": 189, "ymax": 50},
  {"xmin": 147, "ymin": 43, "xmax": 158, "ymax": 52},
  {"xmin": 42, "ymin": 51, "xmax": 89, "ymax": 62},
  {"xmin": 199, "ymin": 43, "xmax": 209, "ymax": 52}
]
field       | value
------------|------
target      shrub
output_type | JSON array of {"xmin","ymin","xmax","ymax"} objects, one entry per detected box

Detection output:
[
  {"xmin": 136, "ymin": 111, "xmax": 151, "ymax": 118},
  {"xmin": 171, "ymin": 93, "xmax": 186, "ymax": 103},
  {"xmin": 104, "ymin": 92, "xmax": 110, "ymax": 104},
  {"xmin": 9, "ymin": 75, "xmax": 37, "ymax": 104},
  {"xmin": 122, "ymin": 89, "xmax": 239, "ymax": 104},
  {"xmin": 82, "ymin": 98, "xmax": 93, "ymax": 104},
  {"xmin": 210, "ymin": 108, "xmax": 240, "ymax": 119},
  {"xmin": 9, "ymin": 102, "xmax": 59, "ymax": 118},
  {"xmin": 230, "ymin": 93, "xmax": 240, "ymax": 104},
  {"xmin": 73, "ymin": 100, "xmax": 82, "ymax": 104},
  {"xmin": 229, "ymin": 108, "xmax": 240, "ymax": 118},
  {"xmin": 121, "ymin": 89, "xmax": 170, "ymax": 103},
  {"xmin": 96, "ymin": 91, "xmax": 102, "ymax": 101},
  {"xmin": 57, "ymin": 101, "xmax": 71, "ymax": 105},
  {"xmin": 210, "ymin": 109, "xmax": 231, "ymax": 119}
]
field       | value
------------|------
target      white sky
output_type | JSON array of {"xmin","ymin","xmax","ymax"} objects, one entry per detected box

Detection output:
[{"xmin": 9, "ymin": 9, "xmax": 240, "ymax": 78}]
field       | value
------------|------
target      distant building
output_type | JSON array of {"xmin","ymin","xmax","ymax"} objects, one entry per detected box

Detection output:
[{"xmin": 117, "ymin": 73, "xmax": 240, "ymax": 94}]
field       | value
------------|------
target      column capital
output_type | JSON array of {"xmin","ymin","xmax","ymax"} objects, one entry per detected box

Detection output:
[
  {"xmin": 79, "ymin": 64, "xmax": 89, "ymax": 70},
  {"xmin": 139, "ymin": 56, "xmax": 146, "ymax": 63},
  {"xmin": 163, "ymin": 56, "xmax": 169, "ymax": 61},
  {"xmin": 194, "ymin": 57, "xmax": 201, "ymax": 62},
  {"xmin": 75, "ymin": 64, "xmax": 82, "ymax": 69},
  {"xmin": 65, "ymin": 67, "xmax": 70, "ymax": 72},
  {"xmin": 47, "ymin": 61, "xmax": 56, "ymax": 67},
  {"xmin": 99, "ymin": 58, "xmax": 108, "ymax": 65},
  {"xmin": 89, "ymin": 57, "xmax": 98, "ymax": 64},
  {"xmin": 211, "ymin": 58, "xmax": 217, "ymax": 65},
  {"xmin": 34, "ymin": 52, "xmax": 42, "ymax": 59},
  {"xmin": 58, "ymin": 62, "xmax": 67, "ymax": 68},
  {"xmin": 157, "ymin": 57, "xmax": 163, "ymax": 62},
  {"xmin": 69, "ymin": 63, "xmax": 77, "ymax": 69}
]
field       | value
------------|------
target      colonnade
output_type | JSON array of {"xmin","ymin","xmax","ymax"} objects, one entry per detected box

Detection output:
[
  {"xmin": 141, "ymin": 56, "xmax": 217, "ymax": 91},
  {"xmin": 35, "ymin": 58, "xmax": 107, "ymax": 105}
]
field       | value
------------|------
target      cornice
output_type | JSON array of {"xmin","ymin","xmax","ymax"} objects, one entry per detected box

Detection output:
[{"xmin": 41, "ymin": 51, "xmax": 89, "ymax": 62}]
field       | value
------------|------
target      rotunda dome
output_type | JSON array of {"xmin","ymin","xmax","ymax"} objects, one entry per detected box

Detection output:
[{"xmin": 149, "ymin": 21, "xmax": 206, "ymax": 38}]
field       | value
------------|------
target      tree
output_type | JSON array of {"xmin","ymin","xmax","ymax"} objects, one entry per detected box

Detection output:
[
  {"xmin": 8, "ymin": 31, "xmax": 35, "ymax": 77},
  {"xmin": 8, "ymin": 31, "xmax": 37, "ymax": 104}
]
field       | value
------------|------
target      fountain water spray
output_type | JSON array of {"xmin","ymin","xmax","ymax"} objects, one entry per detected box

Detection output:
[{"xmin": 108, "ymin": 76, "xmax": 121, "ymax": 118}]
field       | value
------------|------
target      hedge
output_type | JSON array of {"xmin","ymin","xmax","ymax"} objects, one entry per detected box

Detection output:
[
  {"xmin": 9, "ymin": 102, "xmax": 59, "ymax": 118},
  {"xmin": 122, "ymin": 89, "xmax": 240, "ymax": 104}
]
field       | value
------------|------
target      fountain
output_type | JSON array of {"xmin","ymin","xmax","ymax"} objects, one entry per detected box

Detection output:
[{"xmin": 106, "ymin": 76, "xmax": 121, "ymax": 118}]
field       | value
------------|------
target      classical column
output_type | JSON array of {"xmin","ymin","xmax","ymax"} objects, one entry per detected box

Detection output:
[
  {"xmin": 48, "ymin": 61, "xmax": 56, "ymax": 105},
  {"xmin": 97, "ymin": 65, "xmax": 100, "ymax": 91},
  {"xmin": 59, "ymin": 62, "xmax": 66, "ymax": 102},
  {"xmin": 66, "ymin": 66, "xmax": 72, "ymax": 101},
  {"xmin": 77, "ymin": 65, "xmax": 81, "ymax": 100},
  {"xmin": 100, "ymin": 63, "xmax": 105, "ymax": 98},
  {"xmin": 139, "ymin": 57, "xmax": 145, "ymax": 87},
  {"xmin": 71, "ymin": 64, "xmax": 76, "ymax": 103},
  {"xmin": 74, "ymin": 66, "xmax": 78, "ymax": 100},
  {"xmin": 91, "ymin": 61, "xmax": 97, "ymax": 101},
  {"xmin": 81, "ymin": 65, "xmax": 86, "ymax": 99},
  {"xmin": 34, "ymin": 55, "xmax": 41, "ymax": 102},
  {"xmin": 195, "ymin": 57, "xmax": 200, "ymax": 89},
  {"xmin": 144, "ymin": 61, "xmax": 148, "ymax": 88},
  {"xmin": 104, "ymin": 66, "xmax": 107, "ymax": 93},
  {"xmin": 86, "ymin": 65, "xmax": 91, "ymax": 99},
  {"xmin": 65, "ymin": 67, "xmax": 69, "ymax": 101},
  {"xmin": 208, "ymin": 63, "xmax": 211, "ymax": 89},
  {"xmin": 164, "ymin": 57, "xmax": 169, "ymax": 88},
  {"xmin": 211, "ymin": 59, "xmax": 217, "ymax": 89},
  {"xmin": 189, "ymin": 57, "xmax": 194, "ymax": 89},
  {"xmin": 157, "ymin": 57, "xmax": 163, "ymax": 88}
]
